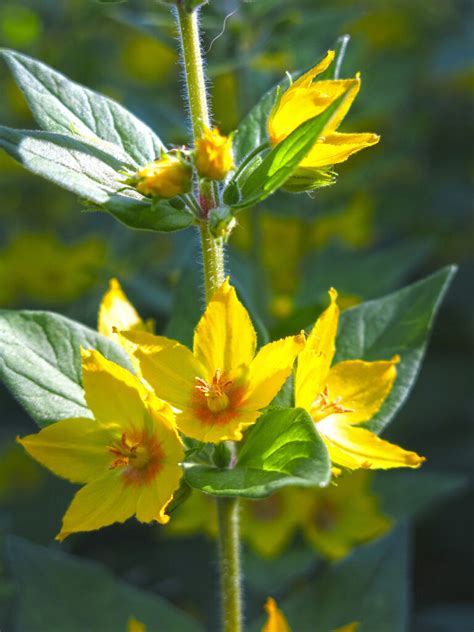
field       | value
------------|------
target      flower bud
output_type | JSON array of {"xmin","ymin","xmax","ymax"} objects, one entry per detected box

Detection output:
[
  {"xmin": 195, "ymin": 127, "xmax": 235, "ymax": 181},
  {"xmin": 134, "ymin": 153, "xmax": 192, "ymax": 199}
]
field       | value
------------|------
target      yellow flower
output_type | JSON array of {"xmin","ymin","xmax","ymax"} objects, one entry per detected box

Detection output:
[
  {"xmin": 295, "ymin": 289, "xmax": 425, "ymax": 470},
  {"xmin": 301, "ymin": 471, "xmax": 390, "ymax": 560},
  {"xmin": 195, "ymin": 127, "xmax": 234, "ymax": 180},
  {"xmin": 334, "ymin": 624, "xmax": 359, "ymax": 632},
  {"xmin": 18, "ymin": 350, "xmax": 184, "ymax": 540},
  {"xmin": 166, "ymin": 490, "xmax": 218, "ymax": 538},
  {"xmin": 268, "ymin": 51, "xmax": 380, "ymax": 169},
  {"xmin": 122, "ymin": 279, "xmax": 305, "ymax": 443},
  {"xmin": 262, "ymin": 597, "xmax": 292, "ymax": 632},
  {"xmin": 241, "ymin": 487, "xmax": 308, "ymax": 558},
  {"xmin": 127, "ymin": 617, "xmax": 146, "ymax": 632},
  {"xmin": 135, "ymin": 153, "xmax": 192, "ymax": 198}
]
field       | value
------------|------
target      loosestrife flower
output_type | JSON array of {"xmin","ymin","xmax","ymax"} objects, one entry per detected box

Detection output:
[
  {"xmin": 18, "ymin": 350, "xmax": 184, "ymax": 540},
  {"xmin": 127, "ymin": 618, "xmax": 146, "ymax": 632},
  {"xmin": 122, "ymin": 279, "xmax": 305, "ymax": 443},
  {"xmin": 133, "ymin": 152, "xmax": 192, "ymax": 198},
  {"xmin": 295, "ymin": 289, "xmax": 425, "ymax": 470},
  {"xmin": 195, "ymin": 126, "xmax": 234, "ymax": 180},
  {"xmin": 268, "ymin": 50, "xmax": 380, "ymax": 170},
  {"xmin": 300, "ymin": 471, "xmax": 390, "ymax": 560}
]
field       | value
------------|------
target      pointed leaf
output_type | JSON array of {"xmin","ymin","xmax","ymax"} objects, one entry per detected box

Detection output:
[
  {"xmin": 0, "ymin": 310, "xmax": 132, "ymax": 428},
  {"xmin": 6, "ymin": 536, "xmax": 204, "ymax": 632},
  {"xmin": 1, "ymin": 49, "xmax": 164, "ymax": 166},
  {"xmin": 185, "ymin": 407, "xmax": 331, "ymax": 498},
  {"xmin": 335, "ymin": 266, "xmax": 457, "ymax": 433}
]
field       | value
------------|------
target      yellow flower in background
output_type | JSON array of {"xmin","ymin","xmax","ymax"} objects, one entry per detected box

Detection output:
[
  {"xmin": 268, "ymin": 50, "xmax": 380, "ymax": 169},
  {"xmin": 127, "ymin": 617, "xmax": 146, "ymax": 632},
  {"xmin": 135, "ymin": 153, "xmax": 192, "ymax": 198},
  {"xmin": 262, "ymin": 597, "xmax": 292, "ymax": 632},
  {"xmin": 301, "ymin": 471, "xmax": 390, "ymax": 560},
  {"xmin": 195, "ymin": 127, "xmax": 235, "ymax": 180},
  {"xmin": 18, "ymin": 350, "xmax": 184, "ymax": 540},
  {"xmin": 334, "ymin": 624, "xmax": 359, "ymax": 632},
  {"xmin": 166, "ymin": 490, "xmax": 218, "ymax": 538},
  {"xmin": 241, "ymin": 488, "xmax": 308, "ymax": 558},
  {"xmin": 122, "ymin": 279, "xmax": 305, "ymax": 443},
  {"xmin": 295, "ymin": 289, "xmax": 425, "ymax": 470}
]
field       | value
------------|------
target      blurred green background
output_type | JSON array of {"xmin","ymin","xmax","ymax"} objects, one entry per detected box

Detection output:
[{"xmin": 0, "ymin": 0, "xmax": 472, "ymax": 630}]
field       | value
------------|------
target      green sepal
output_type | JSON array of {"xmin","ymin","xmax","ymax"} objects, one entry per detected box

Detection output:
[{"xmin": 184, "ymin": 407, "xmax": 331, "ymax": 498}]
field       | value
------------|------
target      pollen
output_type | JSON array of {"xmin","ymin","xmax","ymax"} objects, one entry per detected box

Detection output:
[
  {"xmin": 311, "ymin": 386, "xmax": 355, "ymax": 423},
  {"xmin": 107, "ymin": 431, "xmax": 164, "ymax": 486},
  {"xmin": 195, "ymin": 369, "xmax": 233, "ymax": 413}
]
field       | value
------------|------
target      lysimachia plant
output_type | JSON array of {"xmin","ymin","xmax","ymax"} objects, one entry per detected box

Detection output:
[{"xmin": 0, "ymin": 1, "xmax": 456, "ymax": 631}]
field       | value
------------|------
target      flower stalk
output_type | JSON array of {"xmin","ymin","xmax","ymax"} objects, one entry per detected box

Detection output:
[{"xmin": 175, "ymin": 4, "xmax": 241, "ymax": 630}]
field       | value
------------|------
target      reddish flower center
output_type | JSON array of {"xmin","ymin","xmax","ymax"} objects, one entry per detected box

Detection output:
[
  {"xmin": 195, "ymin": 369, "xmax": 233, "ymax": 413},
  {"xmin": 107, "ymin": 431, "xmax": 164, "ymax": 486}
]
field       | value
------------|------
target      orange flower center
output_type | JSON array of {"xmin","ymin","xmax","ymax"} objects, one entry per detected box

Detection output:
[
  {"xmin": 313, "ymin": 499, "xmax": 339, "ymax": 532},
  {"xmin": 108, "ymin": 431, "xmax": 164, "ymax": 486},
  {"xmin": 249, "ymin": 495, "xmax": 283, "ymax": 522},
  {"xmin": 310, "ymin": 386, "xmax": 355, "ymax": 423},
  {"xmin": 195, "ymin": 369, "xmax": 233, "ymax": 413}
]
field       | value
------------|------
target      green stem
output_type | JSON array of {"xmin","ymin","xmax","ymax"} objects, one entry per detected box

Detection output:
[
  {"xmin": 217, "ymin": 497, "xmax": 242, "ymax": 632},
  {"xmin": 175, "ymin": 5, "xmax": 240, "ymax": 631}
]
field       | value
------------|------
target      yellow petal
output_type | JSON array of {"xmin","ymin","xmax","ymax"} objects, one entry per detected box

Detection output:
[
  {"xmin": 334, "ymin": 624, "xmax": 359, "ymax": 632},
  {"xmin": 292, "ymin": 50, "xmax": 335, "ymax": 89},
  {"xmin": 318, "ymin": 419, "xmax": 425, "ymax": 470},
  {"xmin": 98, "ymin": 278, "xmax": 149, "ymax": 339},
  {"xmin": 262, "ymin": 597, "xmax": 292, "ymax": 632},
  {"xmin": 325, "ymin": 357, "xmax": 399, "ymax": 425},
  {"xmin": 81, "ymin": 349, "xmax": 149, "ymax": 434},
  {"xmin": 269, "ymin": 79, "xmax": 357, "ymax": 145},
  {"xmin": 295, "ymin": 288, "xmax": 339, "ymax": 410},
  {"xmin": 193, "ymin": 279, "xmax": 256, "ymax": 379},
  {"xmin": 244, "ymin": 333, "xmax": 305, "ymax": 410},
  {"xmin": 128, "ymin": 618, "xmax": 147, "ymax": 632},
  {"xmin": 56, "ymin": 471, "xmax": 137, "ymax": 540},
  {"xmin": 301, "ymin": 131, "xmax": 380, "ymax": 168},
  {"xmin": 17, "ymin": 417, "xmax": 112, "ymax": 484},
  {"xmin": 135, "ymin": 461, "xmax": 183, "ymax": 524},
  {"xmin": 175, "ymin": 407, "xmax": 260, "ymax": 443},
  {"xmin": 123, "ymin": 331, "xmax": 205, "ymax": 410}
]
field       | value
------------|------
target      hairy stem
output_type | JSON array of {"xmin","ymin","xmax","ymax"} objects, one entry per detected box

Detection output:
[
  {"xmin": 217, "ymin": 497, "xmax": 242, "ymax": 632},
  {"xmin": 175, "ymin": 4, "xmax": 240, "ymax": 631}
]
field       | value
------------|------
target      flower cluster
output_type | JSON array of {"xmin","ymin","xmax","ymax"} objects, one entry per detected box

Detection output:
[{"xmin": 18, "ymin": 278, "xmax": 424, "ymax": 540}]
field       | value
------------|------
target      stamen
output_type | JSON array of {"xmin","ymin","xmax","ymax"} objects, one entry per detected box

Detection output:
[
  {"xmin": 311, "ymin": 385, "xmax": 355, "ymax": 422},
  {"xmin": 195, "ymin": 369, "xmax": 233, "ymax": 413}
]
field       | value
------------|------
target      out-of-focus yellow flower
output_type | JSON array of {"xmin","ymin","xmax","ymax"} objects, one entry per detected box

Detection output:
[
  {"xmin": 262, "ymin": 597, "xmax": 292, "ymax": 632},
  {"xmin": 241, "ymin": 487, "xmax": 308, "ymax": 558},
  {"xmin": 0, "ymin": 233, "xmax": 105, "ymax": 306},
  {"xmin": 268, "ymin": 51, "xmax": 380, "ymax": 169},
  {"xmin": 166, "ymin": 490, "xmax": 218, "ymax": 538},
  {"xmin": 295, "ymin": 289, "xmax": 425, "ymax": 470},
  {"xmin": 301, "ymin": 471, "xmax": 390, "ymax": 560},
  {"xmin": 127, "ymin": 617, "xmax": 146, "ymax": 632},
  {"xmin": 334, "ymin": 624, "xmax": 359, "ymax": 632},
  {"xmin": 195, "ymin": 127, "xmax": 235, "ymax": 181},
  {"xmin": 135, "ymin": 153, "xmax": 192, "ymax": 198},
  {"xmin": 122, "ymin": 36, "xmax": 176, "ymax": 83},
  {"xmin": 312, "ymin": 193, "xmax": 376, "ymax": 250},
  {"xmin": 0, "ymin": 444, "xmax": 44, "ymax": 501},
  {"xmin": 122, "ymin": 279, "xmax": 305, "ymax": 443},
  {"xmin": 18, "ymin": 350, "xmax": 184, "ymax": 540}
]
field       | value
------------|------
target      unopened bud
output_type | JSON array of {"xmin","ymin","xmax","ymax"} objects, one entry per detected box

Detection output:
[
  {"xmin": 133, "ymin": 153, "xmax": 192, "ymax": 199},
  {"xmin": 195, "ymin": 127, "xmax": 235, "ymax": 181}
]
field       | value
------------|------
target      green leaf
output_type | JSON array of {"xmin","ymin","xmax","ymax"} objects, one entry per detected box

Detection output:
[
  {"xmin": 185, "ymin": 407, "xmax": 331, "ymax": 498},
  {"xmin": 1, "ymin": 49, "xmax": 164, "ymax": 166},
  {"xmin": 6, "ymin": 536, "xmax": 204, "ymax": 632},
  {"xmin": 0, "ymin": 310, "xmax": 132, "ymax": 428},
  {"xmin": 335, "ymin": 266, "xmax": 457, "ymax": 433},
  {"xmin": 373, "ymin": 470, "xmax": 467, "ymax": 520},
  {"xmin": 273, "ymin": 526, "xmax": 410, "ymax": 632},
  {"xmin": 232, "ymin": 77, "xmax": 290, "ymax": 165},
  {"xmin": 99, "ymin": 196, "xmax": 194, "ymax": 232},
  {"xmin": 0, "ymin": 126, "xmax": 134, "ymax": 204},
  {"xmin": 232, "ymin": 92, "xmax": 347, "ymax": 208}
]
